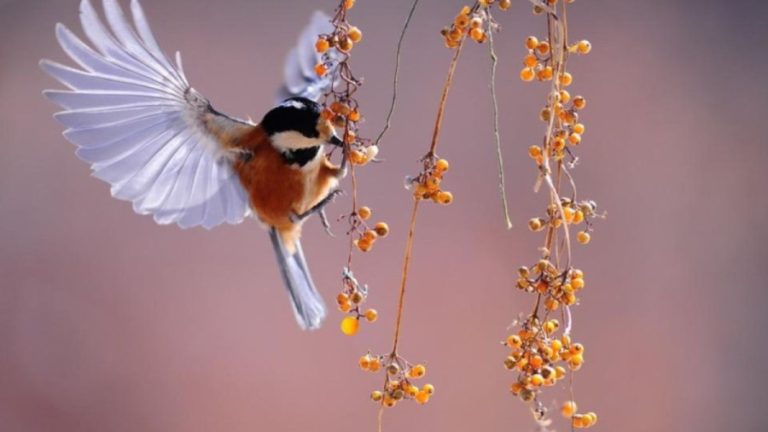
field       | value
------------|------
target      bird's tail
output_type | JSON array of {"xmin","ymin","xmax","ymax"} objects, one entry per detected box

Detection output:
[{"xmin": 269, "ymin": 227, "xmax": 326, "ymax": 330}]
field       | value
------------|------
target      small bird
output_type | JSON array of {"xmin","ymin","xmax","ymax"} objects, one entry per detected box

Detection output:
[{"xmin": 41, "ymin": 0, "xmax": 346, "ymax": 330}]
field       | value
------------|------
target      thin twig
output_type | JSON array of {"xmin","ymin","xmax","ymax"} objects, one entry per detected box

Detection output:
[
  {"xmin": 374, "ymin": 0, "xmax": 421, "ymax": 147},
  {"xmin": 390, "ymin": 199, "xmax": 420, "ymax": 352},
  {"xmin": 487, "ymin": 17, "xmax": 514, "ymax": 230}
]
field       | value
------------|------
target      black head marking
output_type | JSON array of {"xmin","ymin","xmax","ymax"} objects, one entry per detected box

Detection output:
[
  {"xmin": 261, "ymin": 97, "xmax": 322, "ymax": 138},
  {"xmin": 281, "ymin": 146, "xmax": 322, "ymax": 167}
]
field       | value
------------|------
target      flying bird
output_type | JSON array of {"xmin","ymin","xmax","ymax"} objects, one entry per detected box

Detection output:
[{"xmin": 41, "ymin": 0, "xmax": 345, "ymax": 330}]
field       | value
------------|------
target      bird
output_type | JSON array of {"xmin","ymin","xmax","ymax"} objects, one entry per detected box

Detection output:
[{"xmin": 40, "ymin": 0, "xmax": 347, "ymax": 330}]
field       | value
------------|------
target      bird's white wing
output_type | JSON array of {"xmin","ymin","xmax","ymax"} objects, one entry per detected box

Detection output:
[
  {"xmin": 42, "ymin": 0, "xmax": 254, "ymax": 229},
  {"xmin": 276, "ymin": 11, "xmax": 337, "ymax": 104}
]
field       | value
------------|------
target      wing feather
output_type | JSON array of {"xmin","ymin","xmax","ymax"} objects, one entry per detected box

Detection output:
[
  {"xmin": 276, "ymin": 11, "xmax": 336, "ymax": 103},
  {"xmin": 43, "ymin": 0, "xmax": 253, "ymax": 229}
]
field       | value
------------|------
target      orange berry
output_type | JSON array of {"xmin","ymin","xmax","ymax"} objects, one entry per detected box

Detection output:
[
  {"xmin": 530, "ymin": 374, "xmax": 544, "ymax": 386},
  {"xmin": 344, "ymin": 0, "xmax": 355, "ymax": 9},
  {"xmin": 374, "ymin": 222, "xmax": 389, "ymax": 237},
  {"xmin": 355, "ymin": 238, "xmax": 372, "ymax": 252},
  {"xmin": 454, "ymin": 14, "xmax": 470, "ymax": 28},
  {"xmin": 573, "ymin": 96, "xmax": 587, "ymax": 110},
  {"xmin": 359, "ymin": 354, "xmax": 371, "ymax": 370},
  {"xmin": 364, "ymin": 308, "xmax": 378, "ymax": 322},
  {"xmin": 435, "ymin": 158, "xmax": 450, "ymax": 172},
  {"xmin": 571, "ymin": 277, "xmax": 585, "ymax": 290},
  {"xmin": 528, "ymin": 145, "xmax": 542, "ymax": 158},
  {"xmin": 569, "ymin": 133, "xmax": 582, "ymax": 145},
  {"xmin": 559, "ymin": 72, "xmax": 574, "ymax": 86},
  {"xmin": 348, "ymin": 26, "xmax": 363, "ymax": 43},
  {"xmin": 436, "ymin": 191, "xmax": 453, "ymax": 205},
  {"xmin": 340, "ymin": 316, "xmax": 359, "ymax": 336},
  {"xmin": 561, "ymin": 401, "xmax": 578, "ymax": 418},
  {"xmin": 470, "ymin": 27, "xmax": 485, "ymax": 42},
  {"xmin": 576, "ymin": 231, "xmax": 591, "ymax": 244},
  {"xmin": 357, "ymin": 206, "xmax": 372, "ymax": 220},
  {"xmin": 536, "ymin": 40, "xmax": 550, "ymax": 54},
  {"xmin": 499, "ymin": 0, "xmax": 512, "ymax": 10},
  {"xmin": 577, "ymin": 40, "xmax": 592, "ymax": 54},
  {"xmin": 524, "ymin": 54, "xmax": 538, "ymax": 68},
  {"xmin": 338, "ymin": 37, "xmax": 353, "ymax": 53},
  {"xmin": 348, "ymin": 110, "xmax": 361, "ymax": 122},
  {"xmin": 314, "ymin": 63, "xmax": 327, "ymax": 77},
  {"xmin": 525, "ymin": 36, "xmax": 539, "ymax": 50},
  {"xmin": 539, "ymin": 66, "xmax": 554, "ymax": 81},
  {"xmin": 415, "ymin": 390, "xmax": 430, "ymax": 404},
  {"xmin": 363, "ymin": 230, "xmax": 378, "ymax": 242},
  {"xmin": 520, "ymin": 67, "xmax": 535, "ymax": 82},
  {"xmin": 507, "ymin": 334, "xmax": 523, "ymax": 348},
  {"xmin": 315, "ymin": 38, "xmax": 330, "ymax": 53},
  {"xmin": 410, "ymin": 364, "xmax": 426, "ymax": 378}
]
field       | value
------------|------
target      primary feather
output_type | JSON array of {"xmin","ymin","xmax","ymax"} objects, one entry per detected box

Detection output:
[{"xmin": 42, "ymin": 0, "xmax": 254, "ymax": 229}]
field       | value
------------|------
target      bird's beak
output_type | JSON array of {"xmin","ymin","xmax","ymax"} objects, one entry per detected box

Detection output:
[{"xmin": 328, "ymin": 133, "xmax": 343, "ymax": 147}]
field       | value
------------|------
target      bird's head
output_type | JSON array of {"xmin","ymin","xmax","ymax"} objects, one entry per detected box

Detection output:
[{"xmin": 261, "ymin": 97, "xmax": 342, "ymax": 152}]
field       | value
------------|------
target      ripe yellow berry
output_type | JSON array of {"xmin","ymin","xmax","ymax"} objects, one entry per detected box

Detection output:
[
  {"xmin": 507, "ymin": 334, "xmax": 523, "ymax": 348},
  {"xmin": 314, "ymin": 63, "xmax": 327, "ymax": 77},
  {"xmin": 571, "ymin": 277, "xmax": 585, "ymax": 290},
  {"xmin": 371, "ymin": 390, "xmax": 383, "ymax": 402},
  {"xmin": 371, "ymin": 222, "xmax": 388, "ymax": 238},
  {"xmin": 576, "ymin": 231, "xmax": 591, "ymax": 244},
  {"xmin": 569, "ymin": 133, "xmax": 582, "ymax": 145},
  {"xmin": 435, "ymin": 158, "xmax": 450, "ymax": 172},
  {"xmin": 471, "ymin": 27, "xmax": 486, "ymax": 42},
  {"xmin": 422, "ymin": 383, "xmax": 435, "ymax": 395},
  {"xmin": 559, "ymin": 89, "xmax": 571, "ymax": 103},
  {"xmin": 410, "ymin": 364, "xmax": 426, "ymax": 378},
  {"xmin": 436, "ymin": 191, "xmax": 453, "ymax": 205},
  {"xmin": 364, "ymin": 308, "xmax": 378, "ymax": 322},
  {"xmin": 348, "ymin": 26, "xmax": 363, "ymax": 43},
  {"xmin": 561, "ymin": 400, "xmax": 578, "ymax": 418},
  {"xmin": 577, "ymin": 40, "xmax": 592, "ymax": 54},
  {"xmin": 338, "ymin": 37, "xmax": 354, "ymax": 53},
  {"xmin": 530, "ymin": 374, "xmax": 544, "ymax": 387},
  {"xmin": 570, "ymin": 343, "xmax": 585, "ymax": 354},
  {"xmin": 525, "ymin": 36, "xmax": 540, "ymax": 50},
  {"xmin": 572, "ymin": 123, "xmax": 586, "ymax": 135},
  {"xmin": 559, "ymin": 72, "xmax": 574, "ymax": 86},
  {"xmin": 315, "ymin": 38, "xmax": 330, "ymax": 53},
  {"xmin": 520, "ymin": 67, "xmax": 535, "ymax": 82},
  {"xmin": 572, "ymin": 268, "xmax": 585, "ymax": 279},
  {"xmin": 357, "ymin": 206, "xmax": 372, "ymax": 220},
  {"xmin": 585, "ymin": 412, "xmax": 598, "ymax": 426},
  {"xmin": 528, "ymin": 218, "xmax": 544, "ymax": 232},
  {"xmin": 340, "ymin": 316, "xmax": 359, "ymax": 336}
]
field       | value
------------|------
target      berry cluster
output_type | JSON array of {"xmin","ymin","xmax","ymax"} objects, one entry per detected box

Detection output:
[
  {"xmin": 441, "ymin": 1, "xmax": 510, "ymax": 48},
  {"xmin": 526, "ymin": 198, "xmax": 600, "ymax": 247},
  {"xmin": 505, "ymin": 0, "xmax": 601, "ymax": 428},
  {"xmin": 315, "ymin": 1, "xmax": 386, "ymax": 335},
  {"xmin": 361, "ymin": 354, "xmax": 435, "ymax": 407},
  {"xmin": 408, "ymin": 157, "xmax": 453, "ymax": 205}
]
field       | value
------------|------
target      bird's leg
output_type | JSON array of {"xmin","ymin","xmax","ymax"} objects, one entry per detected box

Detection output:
[{"xmin": 290, "ymin": 189, "xmax": 344, "ymax": 225}]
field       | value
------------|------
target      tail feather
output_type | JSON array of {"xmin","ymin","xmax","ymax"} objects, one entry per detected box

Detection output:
[{"xmin": 269, "ymin": 228, "xmax": 326, "ymax": 330}]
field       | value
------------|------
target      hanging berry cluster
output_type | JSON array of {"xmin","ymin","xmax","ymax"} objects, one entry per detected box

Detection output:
[
  {"xmin": 314, "ymin": 0, "xmax": 388, "ymax": 336},
  {"xmin": 504, "ymin": 0, "xmax": 602, "ymax": 429}
]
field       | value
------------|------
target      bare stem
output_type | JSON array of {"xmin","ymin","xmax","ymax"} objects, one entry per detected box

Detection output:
[
  {"xmin": 374, "ymin": 0, "xmax": 421, "ymax": 147},
  {"xmin": 390, "ymin": 199, "xmax": 420, "ymax": 353},
  {"xmin": 487, "ymin": 17, "xmax": 514, "ymax": 230}
]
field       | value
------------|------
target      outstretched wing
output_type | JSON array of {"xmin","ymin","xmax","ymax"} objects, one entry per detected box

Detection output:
[
  {"xmin": 42, "ymin": 0, "xmax": 254, "ymax": 229},
  {"xmin": 276, "ymin": 11, "xmax": 337, "ymax": 104}
]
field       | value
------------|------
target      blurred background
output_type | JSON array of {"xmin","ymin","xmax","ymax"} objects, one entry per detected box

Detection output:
[{"xmin": 2, "ymin": 0, "xmax": 767, "ymax": 431}]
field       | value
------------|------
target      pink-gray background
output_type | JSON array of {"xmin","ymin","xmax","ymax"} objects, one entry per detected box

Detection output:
[{"xmin": 2, "ymin": 0, "xmax": 767, "ymax": 431}]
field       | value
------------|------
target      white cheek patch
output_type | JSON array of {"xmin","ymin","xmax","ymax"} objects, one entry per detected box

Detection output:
[{"xmin": 271, "ymin": 131, "xmax": 325, "ymax": 151}]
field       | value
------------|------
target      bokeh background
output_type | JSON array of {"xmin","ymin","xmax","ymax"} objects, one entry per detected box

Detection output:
[{"xmin": 2, "ymin": 0, "xmax": 768, "ymax": 431}]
